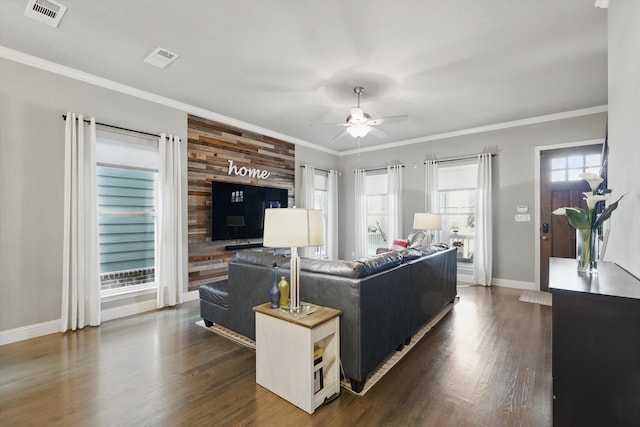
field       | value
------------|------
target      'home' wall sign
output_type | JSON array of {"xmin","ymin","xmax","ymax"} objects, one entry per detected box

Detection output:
[{"xmin": 227, "ymin": 159, "xmax": 271, "ymax": 179}]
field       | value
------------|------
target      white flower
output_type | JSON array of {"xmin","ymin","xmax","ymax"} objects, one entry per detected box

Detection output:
[
  {"xmin": 552, "ymin": 208, "xmax": 567, "ymax": 215},
  {"xmin": 583, "ymin": 192, "xmax": 607, "ymax": 210},
  {"xmin": 579, "ymin": 172, "xmax": 604, "ymax": 193}
]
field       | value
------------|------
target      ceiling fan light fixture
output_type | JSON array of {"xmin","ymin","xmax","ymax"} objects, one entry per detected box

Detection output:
[{"xmin": 347, "ymin": 125, "xmax": 371, "ymax": 138}]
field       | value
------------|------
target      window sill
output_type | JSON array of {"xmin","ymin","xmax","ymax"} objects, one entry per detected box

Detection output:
[{"xmin": 100, "ymin": 283, "xmax": 157, "ymax": 303}]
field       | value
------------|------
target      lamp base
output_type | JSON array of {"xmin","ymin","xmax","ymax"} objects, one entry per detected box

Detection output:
[{"xmin": 281, "ymin": 303, "xmax": 313, "ymax": 315}]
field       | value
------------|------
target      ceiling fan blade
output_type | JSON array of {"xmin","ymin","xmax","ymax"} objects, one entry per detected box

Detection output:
[
  {"xmin": 311, "ymin": 122, "xmax": 349, "ymax": 127},
  {"xmin": 367, "ymin": 115, "xmax": 408, "ymax": 126},
  {"xmin": 333, "ymin": 129, "xmax": 350, "ymax": 140},
  {"xmin": 368, "ymin": 127, "xmax": 388, "ymax": 138}
]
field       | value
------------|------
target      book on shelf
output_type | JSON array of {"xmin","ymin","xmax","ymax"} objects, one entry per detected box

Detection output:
[
  {"xmin": 313, "ymin": 345, "xmax": 324, "ymax": 365},
  {"xmin": 313, "ymin": 345, "xmax": 324, "ymax": 393}
]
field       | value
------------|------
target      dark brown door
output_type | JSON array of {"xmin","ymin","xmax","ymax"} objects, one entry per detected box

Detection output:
[{"xmin": 540, "ymin": 144, "xmax": 602, "ymax": 291}]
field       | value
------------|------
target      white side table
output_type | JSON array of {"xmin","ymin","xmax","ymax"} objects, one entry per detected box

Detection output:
[{"xmin": 253, "ymin": 302, "xmax": 341, "ymax": 414}]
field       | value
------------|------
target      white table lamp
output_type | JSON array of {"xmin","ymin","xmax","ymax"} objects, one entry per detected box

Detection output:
[
  {"xmin": 263, "ymin": 208, "xmax": 324, "ymax": 313},
  {"xmin": 413, "ymin": 213, "xmax": 442, "ymax": 245}
]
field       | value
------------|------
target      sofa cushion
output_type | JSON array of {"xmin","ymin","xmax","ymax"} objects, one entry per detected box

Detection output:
[
  {"xmin": 356, "ymin": 251, "xmax": 404, "ymax": 275},
  {"xmin": 298, "ymin": 258, "xmax": 367, "ymax": 278},
  {"xmin": 283, "ymin": 251, "xmax": 403, "ymax": 278},
  {"xmin": 235, "ymin": 250, "xmax": 282, "ymax": 266},
  {"xmin": 399, "ymin": 248, "xmax": 424, "ymax": 261},
  {"xmin": 420, "ymin": 243, "xmax": 449, "ymax": 256}
]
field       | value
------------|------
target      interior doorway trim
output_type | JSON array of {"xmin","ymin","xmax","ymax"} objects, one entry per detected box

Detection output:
[{"xmin": 533, "ymin": 138, "xmax": 605, "ymax": 290}]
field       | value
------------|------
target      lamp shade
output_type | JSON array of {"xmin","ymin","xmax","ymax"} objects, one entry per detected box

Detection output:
[
  {"xmin": 263, "ymin": 208, "xmax": 325, "ymax": 248},
  {"xmin": 413, "ymin": 213, "xmax": 442, "ymax": 230}
]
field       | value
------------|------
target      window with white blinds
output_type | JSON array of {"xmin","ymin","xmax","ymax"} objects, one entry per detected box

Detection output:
[{"xmin": 96, "ymin": 129, "xmax": 158, "ymax": 294}]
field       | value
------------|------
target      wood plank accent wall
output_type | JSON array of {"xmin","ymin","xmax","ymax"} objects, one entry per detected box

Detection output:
[{"xmin": 187, "ymin": 115, "xmax": 295, "ymax": 291}]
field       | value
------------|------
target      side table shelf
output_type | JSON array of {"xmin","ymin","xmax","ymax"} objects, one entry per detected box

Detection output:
[{"xmin": 253, "ymin": 303, "xmax": 341, "ymax": 414}]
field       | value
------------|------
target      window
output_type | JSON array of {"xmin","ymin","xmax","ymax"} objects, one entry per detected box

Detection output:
[
  {"xmin": 98, "ymin": 166, "xmax": 156, "ymax": 291},
  {"xmin": 313, "ymin": 172, "xmax": 328, "ymax": 257},
  {"xmin": 365, "ymin": 172, "xmax": 388, "ymax": 256},
  {"xmin": 438, "ymin": 163, "xmax": 477, "ymax": 265},
  {"xmin": 551, "ymin": 153, "xmax": 601, "ymax": 182},
  {"xmin": 96, "ymin": 129, "xmax": 159, "ymax": 295}
]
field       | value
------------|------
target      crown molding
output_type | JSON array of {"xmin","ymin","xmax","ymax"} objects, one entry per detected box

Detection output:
[
  {"xmin": 1, "ymin": 46, "xmax": 606, "ymax": 158},
  {"xmin": 338, "ymin": 105, "xmax": 608, "ymax": 156},
  {"xmin": 0, "ymin": 46, "xmax": 340, "ymax": 156}
]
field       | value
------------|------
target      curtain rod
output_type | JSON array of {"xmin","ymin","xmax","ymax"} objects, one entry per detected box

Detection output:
[
  {"xmin": 300, "ymin": 164, "xmax": 331, "ymax": 173},
  {"xmin": 61, "ymin": 114, "xmax": 161, "ymax": 138},
  {"xmin": 424, "ymin": 153, "xmax": 496, "ymax": 165},
  {"xmin": 353, "ymin": 165, "xmax": 405, "ymax": 173}
]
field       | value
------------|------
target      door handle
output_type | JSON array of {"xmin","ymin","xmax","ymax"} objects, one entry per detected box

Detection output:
[{"xmin": 542, "ymin": 236, "xmax": 548, "ymax": 240}]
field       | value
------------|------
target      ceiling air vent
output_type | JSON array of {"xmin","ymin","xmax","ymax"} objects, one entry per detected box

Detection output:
[
  {"xmin": 144, "ymin": 47, "xmax": 179, "ymax": 69},
  {"xmin": 24, "ymin": 0, "xmax": 67, "ymax": 28}
]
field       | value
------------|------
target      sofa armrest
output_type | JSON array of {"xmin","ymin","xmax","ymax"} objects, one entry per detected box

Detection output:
[{"xmin": 225, "ymin": 261, "xmax": 280, "ymax": 340}]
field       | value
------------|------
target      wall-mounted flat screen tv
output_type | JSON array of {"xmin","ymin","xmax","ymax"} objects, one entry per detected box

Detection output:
[{"xmin": 211, "ymin": 181, "xmax": 288, "ymax": 241}]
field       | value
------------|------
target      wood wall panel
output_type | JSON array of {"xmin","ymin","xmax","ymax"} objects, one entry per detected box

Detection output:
[{"xmin": 187, "ymin": 115, "xmax": 295, "ymax": 291}]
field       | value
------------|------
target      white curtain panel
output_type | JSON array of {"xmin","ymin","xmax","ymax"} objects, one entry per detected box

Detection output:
[
  {"xmin": 424, "ymin": 159, "xmax": 440, "ymax": 242},
  {"xmin": 157, "ymin": 133, "xmax": 184, "ymax": 308},
  {"xmin": 300, "ymin": 164, "xmax": 316, "ymax": 258},
  {"xmin": 61, "ymin": 113, "xmax": 100, "ymax": 332},
  {"xmin": 424, "ymin": 159, "xmax": 439, "ymax": 213},
  {"xmin": 354, "ymin": 169, "xmax": 367, "ymax": 259},
  {"xmin": 327, "ymin": 170, "xmax": 339, "ymax": 259},
  {"xmin": 387, "ymin": 165, "xmax": 404, "ymax": 243},
  {"xmin": 473, "ymin": 153, "xmax": 493, "ymax": 286}
]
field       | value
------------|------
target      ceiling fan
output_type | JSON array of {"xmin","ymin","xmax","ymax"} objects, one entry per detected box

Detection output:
[{"xmin": 315, "ymin": 87, "xmax": 408, "ymax": 140}]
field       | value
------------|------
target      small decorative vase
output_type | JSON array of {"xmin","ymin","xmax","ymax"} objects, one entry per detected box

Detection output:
[
  {"xmin": 577, "ymin": 228, "xmax": 598, "ymax": 274},
  {"xmin": 269, "ymin": 267, "xmax": 280, "ymax": 308},
  {"xmin": 278, "ymin": 276, "xmax": 290, "ymax": 308}
]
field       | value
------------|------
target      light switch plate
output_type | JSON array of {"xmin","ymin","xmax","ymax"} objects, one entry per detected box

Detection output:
[{"xmin": 515, "ymin": 214, "xmax": 531, "ymax": 222}]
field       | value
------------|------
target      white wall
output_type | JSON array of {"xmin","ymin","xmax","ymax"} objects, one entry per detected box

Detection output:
[
  {"xmin": 605, "ymin": 1, "xmax": 640, "ymax": 278},
  {"xmin": 338, "ymin": 113, "xmax": 608, "ymax": 285},
  {"xmin": 0, "ymin": 58, "xmax": 186, "ymax": 335}
]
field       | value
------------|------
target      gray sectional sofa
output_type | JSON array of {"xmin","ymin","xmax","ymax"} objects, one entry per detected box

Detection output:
[{"xmin": 199, "ymin": 246, "xmax": 457, "ymax": 392}]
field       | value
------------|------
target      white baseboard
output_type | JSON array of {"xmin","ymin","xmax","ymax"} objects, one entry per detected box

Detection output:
[
  {"xmin": 2, "ymin": 290, "xmax": 200, "ymax": 346},
  {"xmin": 0, "ymin": 319, "xmax": 61, "ymax": 346},
  {"xmin": 492, "ymin": 278, "xmax": 537, "ymax": 290},
  {"xmin": 457, "ymin": 273, "xmax": 475, "ymax": 285},
  {"xmin": 102, "ymin": 290, "xmax": 198, "ymax": 322},
  {"xmin": 457, "ymin": 274, "xmax": 536, "ymax": 290},
  {"xmin": 183, "ymin": 290, "xmax": 199, "ymax": 302},
  {"xmin": 101, "ymin": 299, "xmax": 159, "ymax": 322}
]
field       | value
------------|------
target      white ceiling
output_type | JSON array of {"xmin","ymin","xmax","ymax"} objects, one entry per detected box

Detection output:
[{"xmin": 0, "ymin": 0, "xmax": 607, "ymax": 153}]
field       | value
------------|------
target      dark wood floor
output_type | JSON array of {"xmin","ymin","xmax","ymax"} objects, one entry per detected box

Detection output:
[{"xmin": 0, "ymin": 286, "xmax": 552, "ymax": 427}]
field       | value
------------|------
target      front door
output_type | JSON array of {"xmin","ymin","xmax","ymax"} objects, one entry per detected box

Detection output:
[{"xmin": 539, "ymin": 144, "xmax": 602, "ymax": 291}]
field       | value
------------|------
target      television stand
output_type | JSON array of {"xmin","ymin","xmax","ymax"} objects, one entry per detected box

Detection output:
[{"xmin": 224, "ymin": 243, "xmax": 264, "ymax": 251}]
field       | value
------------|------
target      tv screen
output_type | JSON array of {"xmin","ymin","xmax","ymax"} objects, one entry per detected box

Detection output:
[{"xmin": 211, "ymin": 181, "xmax": 288, "ymax": 241}]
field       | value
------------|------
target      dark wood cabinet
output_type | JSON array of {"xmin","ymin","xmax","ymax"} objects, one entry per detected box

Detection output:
[{"xmin": 550, "ymin": 258, "xmax": 640, "ymax": 427}]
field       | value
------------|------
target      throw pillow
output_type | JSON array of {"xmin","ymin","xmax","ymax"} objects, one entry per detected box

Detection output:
[
  {"xmin": 391, "ymin": 239, "xmax": 409, "ymax": 251},
  {"xmin": 407, "ymin": 231, "xmax": 427, "ymax": 249}
]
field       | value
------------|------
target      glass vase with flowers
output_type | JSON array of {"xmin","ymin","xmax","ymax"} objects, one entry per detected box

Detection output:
[{"xmin": 552, "ymin": 173, "xmax": 623, "ymax": 274}]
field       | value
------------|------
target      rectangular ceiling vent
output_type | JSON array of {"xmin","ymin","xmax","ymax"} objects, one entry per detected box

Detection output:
[
  {"xmin": 24, "ymin": 0, "xmax": 67, "ymax": 28},
  {"xmin": 144, "ymin": 48, "xmax": 179, "ymax": 69}
]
